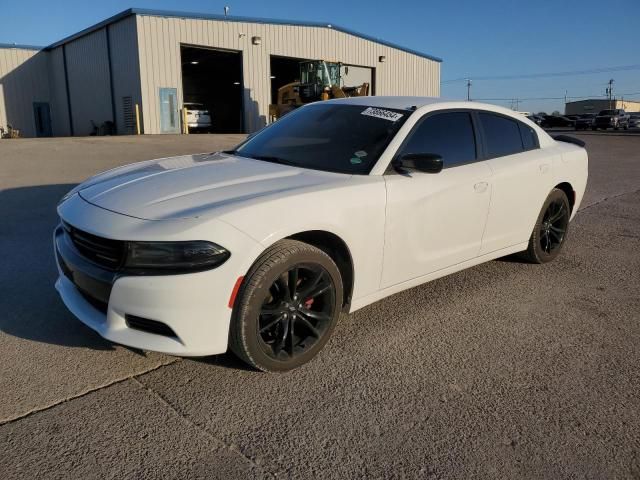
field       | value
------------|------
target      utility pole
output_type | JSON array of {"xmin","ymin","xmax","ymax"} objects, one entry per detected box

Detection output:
[
  {"xmin": 607, "ymin": 79, "xmax": 614, "ymax": 109},
  {"xmin": 466, "ymin": 79, "xmax": 472, "ymax": 101}
]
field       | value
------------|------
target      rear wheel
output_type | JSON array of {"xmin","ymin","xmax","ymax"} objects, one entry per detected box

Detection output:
[
  {"xmin": 229, "ymin": 240, "xmax": 343, "ymax": 372},
  {"xmin": 520, "ymin": 189, "xmax": 571, "ymax": 264}
]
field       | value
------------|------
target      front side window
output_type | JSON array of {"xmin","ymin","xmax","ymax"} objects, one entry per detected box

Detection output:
[
  {"xmin": 399, "ymin": 112, "xmax": 477, "ymax": 167},
  {"xmin": 479, "ymin": 112, "xmax": 524, "ymax": 158},
  {"xmin": 235, "ymin": 104, "xmax": 409, "ymax": 174}
]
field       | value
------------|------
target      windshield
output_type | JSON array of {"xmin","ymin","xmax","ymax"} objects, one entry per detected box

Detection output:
[
  {"xmin": 299, "ymin": 62, "xmax": 341, "ymax": 86},
  {"xmin": 234, "ymin": 104, "xmax": 410, "ymax": 174}
]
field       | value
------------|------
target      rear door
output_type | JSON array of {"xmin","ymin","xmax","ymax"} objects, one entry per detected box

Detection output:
[
  {"xmin": 477, "ymin": 112, "xmax": 555, "ymax": 254},
  {"xmin": 381, "ymin": 111, "xmax": 492, "ymax": 288}
]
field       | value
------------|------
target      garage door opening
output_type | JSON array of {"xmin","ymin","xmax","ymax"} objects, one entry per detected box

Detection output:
[
  {"xmin": 180, "ymin": 45, "xmax": 244, "ymax": 133},
  {"xmin": 270, "ymin": 55, "xmax": 310, "ymax": 104},
  {"xmin": 270, "ymin": 56, "xmax": 375, "ymax": 104}
]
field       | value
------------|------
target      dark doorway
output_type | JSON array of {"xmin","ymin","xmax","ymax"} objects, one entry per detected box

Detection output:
[
  {"xmin": 269, "ymin": 55, "xmax": 310, "ymax": 103},
  {"xmin": 33, "ymin": 102, "xmax": 52, "ymax": 137},
  {"xmin": 180, "ymin": 45, "xmax": 244, "ymax": 133}
]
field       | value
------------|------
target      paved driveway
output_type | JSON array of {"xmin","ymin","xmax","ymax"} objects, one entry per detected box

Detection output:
[{"xmin": 1, "ymin": 133, "xmax": 639, "ymax": 479}]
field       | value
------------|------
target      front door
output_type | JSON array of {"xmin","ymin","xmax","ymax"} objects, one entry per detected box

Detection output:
[
  {"xmin": 33, "ymin": 102, "xmax": 52, "ymax": 137},
  {"xmin": 381, "ymin": 111, "xmax": 492, "ymax": 288},
  {"xmin": 159, "ymin": 88, "xmax": 179, "ymax": 134}
]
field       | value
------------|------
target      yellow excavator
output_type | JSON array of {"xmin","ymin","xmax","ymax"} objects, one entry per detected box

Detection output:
[{"xmin": 269, "ymin": 60, "xmax": 370, "ymax": 120}]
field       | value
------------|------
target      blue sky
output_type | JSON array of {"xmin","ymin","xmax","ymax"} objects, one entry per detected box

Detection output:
[{"xmin": 2, "ymin": 0, "xmax": 638, "ymax": 113}]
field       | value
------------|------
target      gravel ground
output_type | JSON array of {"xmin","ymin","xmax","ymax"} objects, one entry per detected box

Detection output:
[{"xmin": 0, "ymin": 132, "xmax": 639, "ymax": 479}]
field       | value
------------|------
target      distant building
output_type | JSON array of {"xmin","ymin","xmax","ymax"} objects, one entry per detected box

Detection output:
[
  {"xmin": 565, "ymin": 99, "xmax": 640, "ymax": 115},
  {"xmin": 0, "ymin": 8, "xmax": 441, "ymax": 138}
]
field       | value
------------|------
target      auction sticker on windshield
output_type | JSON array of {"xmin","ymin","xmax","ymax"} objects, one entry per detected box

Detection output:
[{"xmin": 360, "ymin": 107, "xmax": 404, "ymax": 122}]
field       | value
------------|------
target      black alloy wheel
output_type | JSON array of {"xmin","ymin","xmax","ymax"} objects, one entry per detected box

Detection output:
[
  {"xmin": 258, "ymin": 263, "xmax": 335, "ymax": 361},
  {"xmin": 521, "ymin": 188, "xmax": 571, "ymax": 264},
  {"xmin": 229, "ymin": 240, "xmax": 343, "ymax": 372},
  {"xmin": 538, "ymin": 198, "xmax": 569, "ymax": 255}
]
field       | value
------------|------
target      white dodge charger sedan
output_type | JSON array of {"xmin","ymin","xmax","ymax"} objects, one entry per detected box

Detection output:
[{"xmin": 54, "ymin": 97, "xmax": 588, "ymax": 372}]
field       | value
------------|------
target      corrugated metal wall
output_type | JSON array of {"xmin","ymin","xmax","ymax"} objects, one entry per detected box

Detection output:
[
  {"xmin": 64, "ymin": 29, "xmax": 113, "ymax": 136},
  {"xmin": 45, "ymin": 17, "xmax": 141, "ymax": 137},
  {"xmin": 47, "ymin": 47, "xmax": 71, "ymax": 137},
  {"xmin": 135, "ymin": 15, "xmax": 441, "ymax": 134},
  {"xmin": 0, "ymin": 47, "xmax": 50, "ymax": 137},
  {"xmin": 108, "ymin": 16, "xmax": 143, "ymax": 135}
]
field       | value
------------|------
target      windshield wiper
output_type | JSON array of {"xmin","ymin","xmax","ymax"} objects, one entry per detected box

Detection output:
[
  {"xmin": 221, "ymin": 149, "xmax": 237, "ymax": 154},
  {"xmin": 244, "ymin": 154, "xmax": 299, "ymax": 167}
]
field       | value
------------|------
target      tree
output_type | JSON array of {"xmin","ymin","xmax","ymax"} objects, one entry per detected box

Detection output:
[{"xmin": 552, "ymin": 110, "xmax": 561, "ymax": 116}]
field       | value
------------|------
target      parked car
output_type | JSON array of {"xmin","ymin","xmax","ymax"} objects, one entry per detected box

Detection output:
[
  {"xmin": 627, "ymin": 113, "xmax": 640, "ymax": 129},
  {"xmin": 574, "ymin": 113, "xmax": 597, "ymax": 130},
  {"xmin": 526, "ymin": 114, "xmax": 544, "ymax": 126},
  {"xmin": 593, "ymin": 109, "xmax": 629, "ymax": 130},
  {"xmin": 54, "ymin": 98, "xmax": 588, "ymax": 372},
  {"xmin": 541, "ymin": 115, "xmax": 575, "ymax": 128},
  {"xmin": 184, "ymin": 102, "xmax": 212, "ymax": 132}
]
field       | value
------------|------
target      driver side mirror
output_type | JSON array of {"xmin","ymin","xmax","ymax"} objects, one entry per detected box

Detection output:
[{"xmin": 393, "ymin": 153, "xmax": 443, "ymax": 174}]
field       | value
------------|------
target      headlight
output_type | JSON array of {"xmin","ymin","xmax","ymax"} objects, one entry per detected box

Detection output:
[{"xmin": 125, "ymin": 241, "xmax": 230, "ymax": 271}]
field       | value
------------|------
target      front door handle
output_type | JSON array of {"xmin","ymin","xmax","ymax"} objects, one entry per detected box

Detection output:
[
  {"xmin": 539, "ymin": 163, "xmax": 550, "ymax": 173},
  {"xmin": 474, "ymin": 182, "xmax": 488, "ymax": 193}
]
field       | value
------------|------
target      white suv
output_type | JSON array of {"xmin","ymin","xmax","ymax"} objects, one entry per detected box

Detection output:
[{"xmin": 184, "ymin": 103, "xmax": 212, "ymax": 132}]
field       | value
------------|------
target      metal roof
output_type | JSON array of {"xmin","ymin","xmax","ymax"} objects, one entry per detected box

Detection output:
[
  {"xmin": 43, "ymin": 8, "xmax": 442, "ymax": 62},
  {"xmin": 0, "ymin": 43, "xmax": 44, "ymax": 51}
]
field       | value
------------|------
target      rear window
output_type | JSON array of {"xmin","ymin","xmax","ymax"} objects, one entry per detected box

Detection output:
[{"xmin": 479, "ymin": 112, "xmax": 524, "ymax": 158}]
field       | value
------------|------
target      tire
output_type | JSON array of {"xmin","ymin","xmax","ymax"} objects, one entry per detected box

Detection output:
[
  {"xmin": 229, "ymin": 240, "xmax": 343, "ymax": 372},
  {"xmin": 520, "ymin": 189, "xmax": 571, "ymax": 264}
]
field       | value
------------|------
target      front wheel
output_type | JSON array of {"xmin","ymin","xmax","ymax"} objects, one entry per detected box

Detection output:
[
  {"xmin": 520, "ymin": 189, "xmax": 571, "ymax": 263},
  {"xmin": 229, "ymin": 240, "xmax": 343, "ymax": 372}
]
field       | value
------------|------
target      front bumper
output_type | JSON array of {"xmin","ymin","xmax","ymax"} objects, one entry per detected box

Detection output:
[{"xmin": 54, "ymin": 194, "xmax": 262, "ymax": 356}]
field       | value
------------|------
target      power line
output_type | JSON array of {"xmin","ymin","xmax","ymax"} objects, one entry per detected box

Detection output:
[
  {"xmin": 441, "ymin": 64, "xmax": 640, "ymax": 84},
  {"xmin": 469, "ymin": 91, "xmax": 640, "ymax": 102}
]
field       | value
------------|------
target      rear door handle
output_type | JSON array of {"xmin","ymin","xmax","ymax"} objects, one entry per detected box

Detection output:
[{"xmin": 474, "ymin": 182, "xmax": 488, "ymax": 193}]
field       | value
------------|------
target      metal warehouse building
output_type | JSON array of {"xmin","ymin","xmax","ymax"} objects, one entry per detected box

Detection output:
[
  {"xmin": 0, "ymin": 8, "xmax": 441, "ymax": 138},
  {"xmin": 565, "ymin": 99, "xmax": 640, "ymax": 115}
]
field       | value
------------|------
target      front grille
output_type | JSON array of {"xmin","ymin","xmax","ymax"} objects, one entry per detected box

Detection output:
[
  {"xmin": 78, "ymin": 289, "xmax": 109, "ymax": 314},
  {"xmin": 63, "ymin": 222, "xmax": 126, "ymax": 270}
]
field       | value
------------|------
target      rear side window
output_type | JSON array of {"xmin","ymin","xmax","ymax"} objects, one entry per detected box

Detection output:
[
  {"xmin": 401, "ymin": 112, "xmax": 477, "ymax": 167},
  {"xmin": 519, "ymin": 123, "xmax": 539, "ymax": 151},
  {"xmin": 479, "ymin": 112, "xmax": 524, "ymax": 158}
]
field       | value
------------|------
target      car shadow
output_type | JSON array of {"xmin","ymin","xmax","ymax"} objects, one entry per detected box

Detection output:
[
  {"xmin": 0, "ymin": 184, "xmax": 120, "ymax": 351},
  {"xmin": 0, "ymin": 183, "xmax": 247, "ymax": 367}
]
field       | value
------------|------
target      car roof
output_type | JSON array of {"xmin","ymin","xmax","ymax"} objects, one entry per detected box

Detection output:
[
  {"xmin": 326, "ymin": 96, "xmax": 447, "ymax": 109},
  {"xmin": 326, "ymin": 96, "xmax": 543, "ymax": 119}
]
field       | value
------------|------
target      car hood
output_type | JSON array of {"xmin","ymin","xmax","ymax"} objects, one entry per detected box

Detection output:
[{"xmin": 75, "ymin": 152, "xmax": 349, "ymax": 220}]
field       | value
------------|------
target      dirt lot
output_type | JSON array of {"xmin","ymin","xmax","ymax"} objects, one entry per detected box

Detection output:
[{"xmin": 1, "ymin": 133, "xmax": 639, "ymax": 479}]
